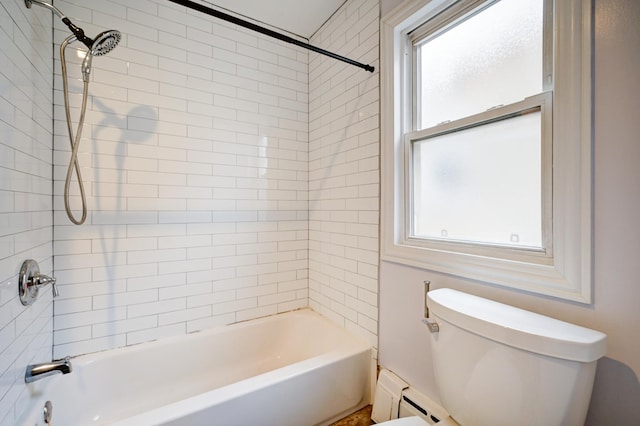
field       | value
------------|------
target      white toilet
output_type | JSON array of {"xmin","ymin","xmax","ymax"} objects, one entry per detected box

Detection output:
[{"xmin": 377, "ymin": 288, "xmax": 607, "ymax": 426}]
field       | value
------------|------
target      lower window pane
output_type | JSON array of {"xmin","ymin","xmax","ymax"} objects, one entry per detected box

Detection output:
[{"xmin": 411, "ymin": 111, "xmax": 542, "ymax": 249}]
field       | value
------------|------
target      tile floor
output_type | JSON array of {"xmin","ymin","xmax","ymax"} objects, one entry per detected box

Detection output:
[{"xmin": 331, "ymin": 405, "xmax": 373, "ymax": 426}]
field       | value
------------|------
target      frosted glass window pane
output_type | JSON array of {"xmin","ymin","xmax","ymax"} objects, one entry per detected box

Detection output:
[
  {"xmin": 418, "ymin": 0, "xmax": 543, "ymax": 129},
  {"xmin": 411, "ymin": 111, "xmax": 542, "ymax": 248}
]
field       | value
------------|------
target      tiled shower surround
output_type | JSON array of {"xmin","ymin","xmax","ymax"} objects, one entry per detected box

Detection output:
[
  {"xmin": 308, "ymin": 0, "xmax": 380, "ymax": 348},
  {"xmin": 51, "ymin": 0, "xmax": 380, "ymax": 358},
  {"xmin": 0, "ymin": 0, "xmax": 379, "ymax": 420},
  {"xmin": 51, "ymin": 0, "xmax": 311, "ymax": 357}
]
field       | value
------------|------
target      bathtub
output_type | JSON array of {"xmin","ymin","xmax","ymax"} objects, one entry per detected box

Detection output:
[{"xmin": 18, "ymin": 309, "xmax": 372, "ymax": 426}]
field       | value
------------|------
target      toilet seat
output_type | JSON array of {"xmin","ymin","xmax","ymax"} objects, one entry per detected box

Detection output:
[
  {"xmin": 375, "ymin": 417, "xmax": 429, "ymax": 426},
  {"xmin": 376, "ymin": 415, "xmax": 459, "ymax": 426}
]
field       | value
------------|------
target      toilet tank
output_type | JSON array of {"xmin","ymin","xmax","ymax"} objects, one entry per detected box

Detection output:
[{"xmin": 427, "ymin": 289, "xmax": 606, "ymax": 426}]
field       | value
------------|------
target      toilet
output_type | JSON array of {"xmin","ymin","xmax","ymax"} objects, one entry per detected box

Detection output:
[{"xmin": 376, "ymin": 288, "xmax": 607, "ymax": 426}]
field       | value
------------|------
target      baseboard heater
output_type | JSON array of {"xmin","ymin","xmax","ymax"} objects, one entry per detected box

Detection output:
[
  {"xmin": 371, "ymin": 369, "xmax": 448, "ymax": 425},
  {"xmin": 399, "ymin": 388, "xmax": 441, "ymax": 424}
]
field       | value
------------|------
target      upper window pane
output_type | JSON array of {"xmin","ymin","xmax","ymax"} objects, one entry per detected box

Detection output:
[{"xmin": 417, "ymin": 0, "xmax": 544, "ymax": 130}]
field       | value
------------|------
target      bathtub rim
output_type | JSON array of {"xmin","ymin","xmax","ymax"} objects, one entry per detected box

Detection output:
[{"xmin": 61, "ymin": 308, "xmax": 369, "ymax": 366}]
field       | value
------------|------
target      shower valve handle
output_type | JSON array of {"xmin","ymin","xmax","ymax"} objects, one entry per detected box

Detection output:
[
  {"xmin": 35, "ymin": 273, "xmax": 58, "ymax": 297},
  {"xmin": 18, "ymin": 259, "xmax": 59, "ymax": 306}
]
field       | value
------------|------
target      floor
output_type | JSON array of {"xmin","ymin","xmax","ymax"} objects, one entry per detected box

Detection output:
[{"xmin": 330, "ymin": 405, "xmax": 373, "ymax": 426}]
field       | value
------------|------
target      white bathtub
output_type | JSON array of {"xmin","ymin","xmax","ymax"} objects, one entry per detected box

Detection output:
[{"xmin": 18, "ymin": 309, "xmax": 372, "ymax": 426}]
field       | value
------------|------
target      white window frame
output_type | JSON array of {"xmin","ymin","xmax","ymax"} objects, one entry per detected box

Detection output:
[{"xmin": 380, "ymin": 0, "xmax": 593, "ymax": 303}]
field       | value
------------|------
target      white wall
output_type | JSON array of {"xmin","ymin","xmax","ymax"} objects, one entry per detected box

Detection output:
[
  {"xmin": 0, "ymin": 0, "xmax": 54, "ymax": 424},
  {"xmin": 378, "ymin": 0, "xmax": 640, "ymax": 423},
  {"xmin": 308, "ymin": 0, "xmax": 380, "ymax": 350},
  {"xmin": 52, "ymin": 0, "xmax": 309, "ymax": 358}
]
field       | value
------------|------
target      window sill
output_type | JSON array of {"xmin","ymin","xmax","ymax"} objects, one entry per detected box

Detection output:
[{"xmin": 381, "ymin": 240, "xmax": 591, "ymax": 303}]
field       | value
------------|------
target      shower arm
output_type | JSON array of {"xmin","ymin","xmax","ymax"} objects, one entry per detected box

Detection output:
[
  {"xmin": 25, "ymin": 0, "xmax": 94, "ymax": 51},
  {"xmin": 24, "ymin": 0, "xmax": 64, "ymax": 18}
]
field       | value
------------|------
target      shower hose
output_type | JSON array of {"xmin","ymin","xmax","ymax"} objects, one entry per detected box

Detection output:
[{"xmin": 60, "ymin": 36, "xmax": 88, "ymax": 225}]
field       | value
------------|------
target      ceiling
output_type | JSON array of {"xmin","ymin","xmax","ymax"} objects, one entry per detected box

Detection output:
[{"xmin": 203, "ymin": 0, "xmax": 347, "ymax": 39}]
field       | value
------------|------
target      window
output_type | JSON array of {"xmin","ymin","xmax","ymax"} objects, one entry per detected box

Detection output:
[
  {"xmin": 381, "ymin": 0, "xmax": 593, "ymax": 302},
  {"xmin": 407, "ymin": 0, "xmax": 552, "ymax": 260}
]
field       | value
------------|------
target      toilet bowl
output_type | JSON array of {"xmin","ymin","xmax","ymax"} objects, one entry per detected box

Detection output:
[{"xmin": 374, "ymin": 288, "xmax": 607, "ymax": 426}]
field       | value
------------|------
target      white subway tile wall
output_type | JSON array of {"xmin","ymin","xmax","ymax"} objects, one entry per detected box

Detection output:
[
  {"xmin": 0, "ymin": 0, "xmax": 54, "ymax": 424},
  {"xmin": 52, "ymin": 0, "xmax": 310, "ymax": 358},
  {"xmin": 308, "ymin": 0, "xmax": 380, "ymax": 350}
]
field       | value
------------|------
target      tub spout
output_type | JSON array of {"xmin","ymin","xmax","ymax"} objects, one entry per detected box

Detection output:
[{"xmin": 25, "ymin": 357, "xmax": 72, "ymax": 383}]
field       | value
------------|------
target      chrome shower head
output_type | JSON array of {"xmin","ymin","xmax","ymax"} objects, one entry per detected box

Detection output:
[
  {"xmin": 76, "ymin": 30, "xmax": 120, "ymax": 82},
  {"xmin": 90, "ymin": 30, "xmax": 121, "ymax": 56}
]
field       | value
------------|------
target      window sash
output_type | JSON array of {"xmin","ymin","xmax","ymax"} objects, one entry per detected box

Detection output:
[
  {"xmin": 403, "ymin": 92, "xmax": 553, "ymax": 264},
  {"xmin": 410, "ymin": 0, "xmax": 554, "ymax": 133}
]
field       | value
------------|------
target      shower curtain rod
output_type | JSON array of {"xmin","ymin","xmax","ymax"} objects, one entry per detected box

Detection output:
[{"xmin": 167, "ymin": 0, "xmax": 375, "ymax": 73}]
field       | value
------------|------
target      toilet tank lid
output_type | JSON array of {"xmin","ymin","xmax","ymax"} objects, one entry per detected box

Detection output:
[{"xmin": 427, "ymin": 288, "xmax": 607, "ymax": 362}]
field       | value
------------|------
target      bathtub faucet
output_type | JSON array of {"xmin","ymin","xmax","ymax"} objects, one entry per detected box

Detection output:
[{"xmin": 25, "ymin": 357, "xmax": 73, "ymax": 383}]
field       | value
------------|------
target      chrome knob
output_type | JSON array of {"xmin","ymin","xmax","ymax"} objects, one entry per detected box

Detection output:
[
  {"xmin": 36, "ymin": 273, "xmax": 58, "ymax": 297},
  {"xmin": 43, "ymin": 401, "xmax": 53, "ymax": 425}
]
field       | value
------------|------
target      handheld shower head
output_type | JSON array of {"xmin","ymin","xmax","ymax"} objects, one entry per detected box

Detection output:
[
  {"xmin": 90, "ymin": 30, "xmax": 121, "ymax": 56},
  {"xmin": 60, "ymin": 18, "xmax": 121, "ymax": 56},
  {"xmin": 74, "ymin": 30, "xmax": 120, "ymax": 82},
  {"xmin": 27, "ymin": 0, "xmax": 122, "ymax": 225}
]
